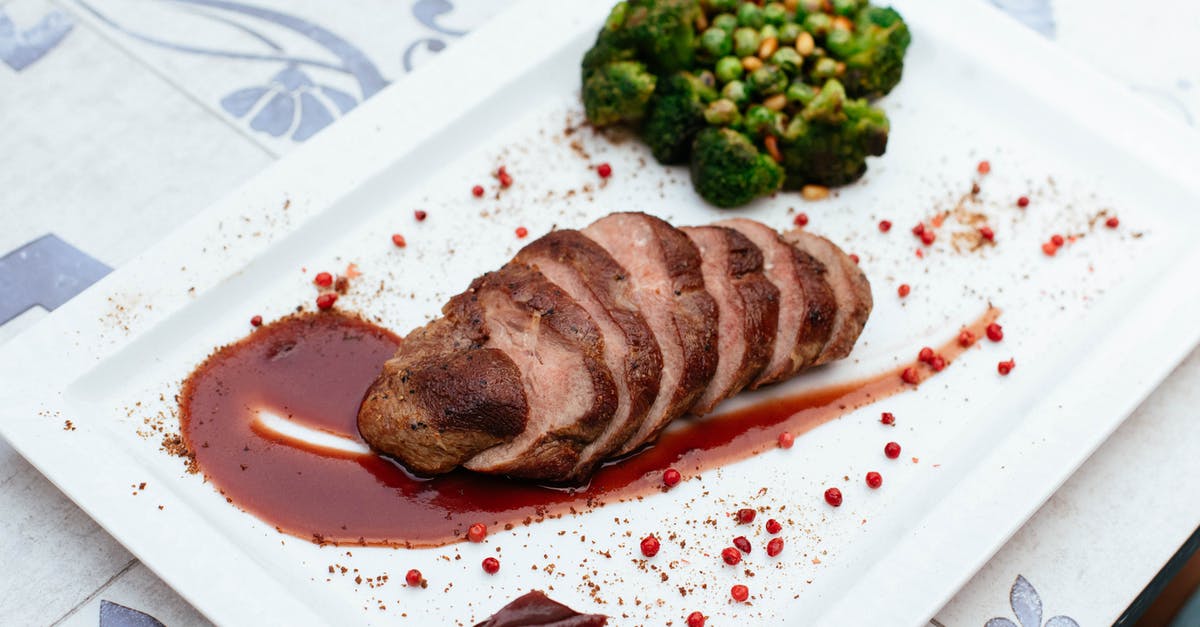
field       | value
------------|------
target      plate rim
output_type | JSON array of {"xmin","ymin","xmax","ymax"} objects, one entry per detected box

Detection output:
[{"xmin": 2, "ymin": 0, "xmax": 1200, "ymax": 624}]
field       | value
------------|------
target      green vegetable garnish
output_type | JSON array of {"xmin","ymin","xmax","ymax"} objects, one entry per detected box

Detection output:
[{"xmin": 580, "ymin": 0, "xmax": 909, "ymax": 207}]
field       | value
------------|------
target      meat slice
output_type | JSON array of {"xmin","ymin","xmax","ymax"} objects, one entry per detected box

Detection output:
[
  {"xmin": 357, "ymin": 319, "xmax": 528, "ymax": 476},
  {"xmin": 459, "ymin": 264, "xmax": 619, "ymax": 480},
  {"xmin": 680, "ymin": 226, "xmax": 780, "ymax": 414},
  {"xmin": 515, "ymin": 230, "xmax": 663, "ymax": 480},
  {"xmin": 583, "ymin": 212, "xmax": 718, "ymax": 454},
  {"xmin": 782, "ymin": 230, "xmax": 873, "ymax": 364},
  {"xmin": 716, "ymin": 218, "xmax": 836, "ymax": 387}
]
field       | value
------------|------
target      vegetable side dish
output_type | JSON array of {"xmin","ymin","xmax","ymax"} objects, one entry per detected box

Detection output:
[{"xmin": 581, "ymin": 0, "xmax": 910, "ymax": 207}]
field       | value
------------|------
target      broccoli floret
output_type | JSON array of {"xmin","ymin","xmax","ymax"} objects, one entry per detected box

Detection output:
[
  {"xmin": 779, "ymin": 79, "xmax": 889, "ymax": 187},
  {"xmin": 690, "ymin": 127, "xmax": 784, "ymax": 208},
  {"xmin": 583, "ymin": 61, "xmax": 658, "ymax": 126},
  {"xmin": 825, "ymin": 6, "xmax": 910, "ymax": 99},
  {"xmin": 582, "ymin": 3, "xmax": 637, "ymax": 79},
  {"xmin": 581, "ymin": 0, "xmax": 700, "ymax": 84},
  {"xmin": 642, "ymin": 72, "xmax": 718, "ymax": 163},
  {"xmin": 621, "ymin": 0, "xmax": 703, "ymax": 74}
]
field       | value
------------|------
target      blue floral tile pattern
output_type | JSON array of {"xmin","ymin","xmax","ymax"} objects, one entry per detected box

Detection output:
[
  {"xmin": 0, "ymin": 7, "xmax": 74, "ymax": 71},
  {"xmin": 986, "ymin": 575, "xmax": 1080, "ymax": 627}
]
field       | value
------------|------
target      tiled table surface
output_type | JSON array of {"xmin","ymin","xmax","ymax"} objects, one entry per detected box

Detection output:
[{"xmin": 1, "ymin": 0, "xmax": 1198, "ymax": 624}]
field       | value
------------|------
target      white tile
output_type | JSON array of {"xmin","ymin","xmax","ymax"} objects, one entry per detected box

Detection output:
[
  {"xmin": 1055, "ymin": 0, "xmax": 1200, "ymax": 126},
  {"xmin": 0, "ymin": 0, "xmax": 271, "ymax": 266},
  {"xmin": 57, "ymin": 562, "xmax": 211, "ymax": 627},
  {"xmin": 59, "ymin": 0, "xmax": 514, "ymax": 155},
  {"xmin": 0, "ymin": 439, "xmax": 134, "ymax": 624}
]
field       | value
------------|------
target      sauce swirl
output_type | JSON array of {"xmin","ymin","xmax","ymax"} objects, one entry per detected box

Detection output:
[{"xmin": 179, "ymin": 309, "xmax": 997, "ymax": 547}]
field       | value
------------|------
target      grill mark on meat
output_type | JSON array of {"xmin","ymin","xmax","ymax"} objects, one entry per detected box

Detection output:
[
  {"xmin": 681, "ymin": 226, "xmax": 780, "ymax": 414},
  {"xmin": 516, "ymin": 230, "xmax": 663, "ymax": 480},
  {"xmin": 716, "ymin": 218, "xmax": 836, "ymax": 387},
  {"xmin": 357, "ymin": 320, "xmax": 528, "ymax": 476},
  {"xmin": 582, "ymin": 212, "xmax": 718, "ymax": 455},
  {"xmin": 782, "ymin": 230, "xmax": 873, "ymax": 364},
  {"xmin": 460, "ymin": 264, "xmax": 619, "ymax": 480}
]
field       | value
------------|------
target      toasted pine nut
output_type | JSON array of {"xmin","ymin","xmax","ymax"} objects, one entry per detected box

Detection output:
[
  {"xmin": 742, "ymin": 56, "xmax": 764, "ymax": 72},
  {"xmin": 757, "ymin": 36, "xmax": 778, "ymax": 59},
  {"xmin": 764, "ymin": 135, "xmax": 783, "ymax": 163},
  {"xmin": 795, "ymin": 32, "xmax": 815, "ymax": 56},
  {"xmin": 763, "ymin": 94, "xmax": 787, "ymax": 111},
  {"xmin": 783, "ymin": 0, "xmax": 799, "ymax": 10},
  {"xmin": 695, "ymin": 12, "xmax": 708, "ymax": 31},
  {"xmin": 833, "ymin": 16, "xmax": 853, "ymax": 31},
  {"xmin": 801, "ymin": 184, "xmax": 830, "ymax": 201}
]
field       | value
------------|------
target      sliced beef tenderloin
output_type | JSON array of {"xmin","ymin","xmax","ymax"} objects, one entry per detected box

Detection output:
[
  {"xmin": 782, "ymin": 230, "xmax": 873, "ymax": 364},
  {"xmin": 680, "ymin": 225, "xmax": 780, "ymax": 414},
  {"xmin": 583, "ymin": 212, "xmax": 718, "ymax": 454},
  {"xmin": 716, "ymin": 218, "xmax": 836, "ymax": 387},
  {"xmin": 357, "ymin": 318, "xmax": 528, "ymax": 476},
  {"xmin": 515, "ymin": 230, "xmax": 663, "ymax": 481},
  {"xmin": 459, "ymin": 263, "xmax": 619, "ymax": 480}
]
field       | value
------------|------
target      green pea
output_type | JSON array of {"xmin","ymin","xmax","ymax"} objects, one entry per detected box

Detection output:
[
  {"xmin": 763, "ymin": 2, "xmax": 788, "ymax": 26},
  {"xmin": 778, "ymin": 23, "xmax": 801, "ymax": 44},
  {"xmin": 748, "ymin": 65, "xmax": 787, "ymax": 96},
  {"xmin": 770, "ymin": 47, "xmax": 803, "ymax": 74},
  {"xmin": 733, "ymin": 27, "xmax": 760, "ymax": 58},
  {"xmin": 804, "ymin": 13, "xmax": 832, "ymax": 36},
  {"xmin": 712, "ymin": 13, "xmax": 738, "ymax": 34},
  {"xmin": 744, "ymin": 105, "xmax": 783, "ymax": 136},
  {"xmin": 737, "ymin": 3, "xmax": 764, "ymax": 28},
  {"xmin": 722, "ymin": 80, "xmax": 750, "ymax": 106},
  {"xmin": 704, "ymin": 99, "xmax": 741, "ymax": 126},
  {"xmin": 760, "ymin": 24, "xmax": 779, "ymax": 42},
  {"xmin": 832, "ymin": 0, "xmax": 861, "ymax": 16},
  {"xmin": 785, "ymin": 81, "xmax": 816, "ymax": 105},
  {"xmin": 701, "ymin": 27, "xmax": 733, "ymax": 58},
  {"xmin": 715, "ymin": 56, "xmax": 744, "ymax": 83},
  {"xmin": 811, "ymin": 57, "xmax": 842, "ymax": 80}
]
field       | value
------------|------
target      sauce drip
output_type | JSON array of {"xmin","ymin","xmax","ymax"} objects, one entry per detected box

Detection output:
[{"xmin": 179, "ymin": 309, "xmax": 998, "ymax": 547}]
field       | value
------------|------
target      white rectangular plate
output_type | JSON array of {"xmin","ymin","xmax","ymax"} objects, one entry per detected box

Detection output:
[{"xmin": 3, "ymin": 1, "xmax": 1200, "ymax": 625}]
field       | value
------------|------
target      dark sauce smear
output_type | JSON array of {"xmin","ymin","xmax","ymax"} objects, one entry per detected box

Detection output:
[
  {"xmin": 474, "ymin": 590, "xmax": 607, "ymax": 627},
  {"xmin": 180, "ymin": 309, "xmax": 998, "ymax": 547}
]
